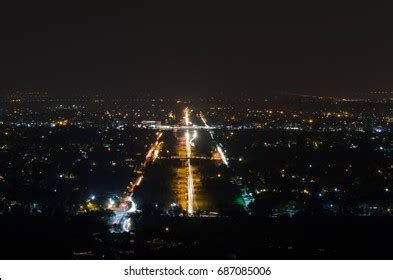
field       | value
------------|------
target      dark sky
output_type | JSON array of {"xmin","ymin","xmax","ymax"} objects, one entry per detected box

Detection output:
[{"xmin": 1, "ymin": 2, "xmax": 393, "ymax": 96}]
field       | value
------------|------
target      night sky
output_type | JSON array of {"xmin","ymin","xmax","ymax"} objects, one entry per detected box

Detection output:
[{"xmin": 1, "ymin": 2, "xmax": 393, "ymax": 96}]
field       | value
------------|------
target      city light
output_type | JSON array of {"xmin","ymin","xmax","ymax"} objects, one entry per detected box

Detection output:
[
  {"xmin": 184, "ymin": 109, "xmax": 194, "ymax": 215},
  {"xmin": 216, "ymin": 145, "xmax": 229, "ymax": 166},
  {"xmin": 3, "ymin": 3, "xmax": 393, "ymax": 264}
]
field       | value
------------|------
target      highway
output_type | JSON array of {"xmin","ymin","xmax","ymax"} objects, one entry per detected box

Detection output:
[
  {"xmin": 200, "ymin": 112, "xmax": 229, "ymax": 166},
  {"xmin": 184, "ymin": 108, "xmax": 195, "ymax": 215},
  {"xmin": 110, "ymin": 131, "xmax": 164, "ymax": 232},
  {"xmin": 201, "ymin": 112, "xmax": 253, "ymax": 208},
  {"xmin": 110, "ymin": 108, "xmax": 228, "ymax": 232}
]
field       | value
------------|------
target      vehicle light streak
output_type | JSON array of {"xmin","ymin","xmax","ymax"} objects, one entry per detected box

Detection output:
[
  {"xmin": 185, "ymin": 108, "xmax": 190, "ymax": 126},
  {"xmin": 122, "ymin": 217, "xmax": 132, "ymax": 232},
  {"xmin": 153, "ymin": 149, "xmax": 159, "ymax": 159},
  {"xmin": 184, "ymin": 108, "xmax": 194, "ymax": 215},
  {"xmin": 185, "ymin": 131, "xmax": 194, "ymax": 215},
  {"xmin": 190, "ymin": 130, "xmax": 197, "ymax": 146},
  {"xmin": 110, "ymin": 130, "xmax": 163, "ymax": 232},
  {"xmin": 201, "ymin": 115, "xmax": 208, "ymax": 127},
  {"xmin": 217, "ymin": 145, "xmax": 229, "ymax": 166},
  {"xmin": 200, "ymin": 113, "xmax": 228, "ymax": 166},
  {"xmin": 135, "ymin": 175, "xmax": 143, "ymax": 187},
  {"xmin": 127, "ymin": 195, "xmax": 137, "ymax": 213}
]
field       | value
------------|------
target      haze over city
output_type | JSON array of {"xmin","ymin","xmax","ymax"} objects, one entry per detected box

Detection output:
[{"xmin": 2, "ymin": 2, "xmax": 393, "ymax": 97}]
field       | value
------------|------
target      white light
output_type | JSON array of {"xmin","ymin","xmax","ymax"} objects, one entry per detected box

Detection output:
[
  {"xmin": 122, "ymin": 217, "xmax": 132, "ymax": 232},
  {"xmin": 217, "ymin": 145, "xmax": 229, "ymax": 166},
  {"xmin": 184, "ymin": 109, "xmax": 194, "ymax": 215},
  {"xmin": 189, "ymin": 130, "xmax": 197, "ymax": 146},
  {"xmin": 127, "ymin": 196, "xmax": 137, "ymax": 213},
  {"xmin": 135, "ymin": 175, "xmax": 143, "ymax": 186}
]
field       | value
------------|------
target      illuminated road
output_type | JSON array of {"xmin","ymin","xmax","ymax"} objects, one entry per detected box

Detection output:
[
  {"xmin": 200, "ymin": 112, "xmax": 229, "ymax": 166},
  {"xmin": 201, "ymin": 112, "xmax": 254, "ymax": 208},
  {"xmin": 156, "ymin": 125, "xmax": 215, "ymax": 130},
  {"xmin": 111, "ymin": 108, "xmax": 231, "ymax": 232},
  {"xmin": 110, "ymin": 132, "xmax": 163, "ymax": 232},
  {"xmin": 184, "ymin": 108, "xmax": 195, "ymax": 215}
]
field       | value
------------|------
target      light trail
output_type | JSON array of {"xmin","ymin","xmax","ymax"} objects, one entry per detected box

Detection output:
[
  {"xmin": 110, "ymin": 131, "xmax": 163, "ymax": 232},
  {"xmin": 122, "ymin": 217, "xmax": 132, "ymax": 232},
  {"xmin": 201, "ymin": 115, "xmax": 208, "ymax": 127},
  {"xmin": 201, "ymin": 113, "xmax": 215, "ymax": 139},
  {"xmin": 200, "ymin": 113, "xmax": 229, "ymax": 166},
  {"xmin": 202, "ymin": 112, "xmax": 253, "ymax": 211},
  {"xmin": 127, "ymin": 195, "xmax": 137, "ymax": 213},
  {"xmin": 190, "ymin": 130, "xmax": 197, "ymax": 146},
  {"xmin": 184, "ymin": 108, "xmax": 194, "ymax": 215},
  {"xmin": 135, "ymin": 175, "xmax": 143, "ymax": 187},
  {"xmin": 217, "ymin": 145, "xmax": 229, "ymax": 166},
  {"xmin": 187, "ymin": 163, "xmax": 194, "ymax": 215},
  {"xmin": 153, "ymin": 149, "xmax": 159, "ymax": 159},
  {"xmin": 185, "ymin": 108, "xmax": 190, "ymax": 126},
  {"xmin": 155, "ymin": 125, "xmax": 214, "ymax": 130}
]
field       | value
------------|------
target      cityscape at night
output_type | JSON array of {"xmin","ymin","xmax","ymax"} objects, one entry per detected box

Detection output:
[
  {"xmin": 1, "ymin": 2, "xmax": 393, "ymax": 263},
  {"xmin": 0, "ymin": 91, "xmax": 392, "ymax": 258}
]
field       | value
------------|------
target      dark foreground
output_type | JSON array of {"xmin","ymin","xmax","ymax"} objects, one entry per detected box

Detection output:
[{"xmin": 1, "ymin": 213, "xmax": 393, "ymax": 259}]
